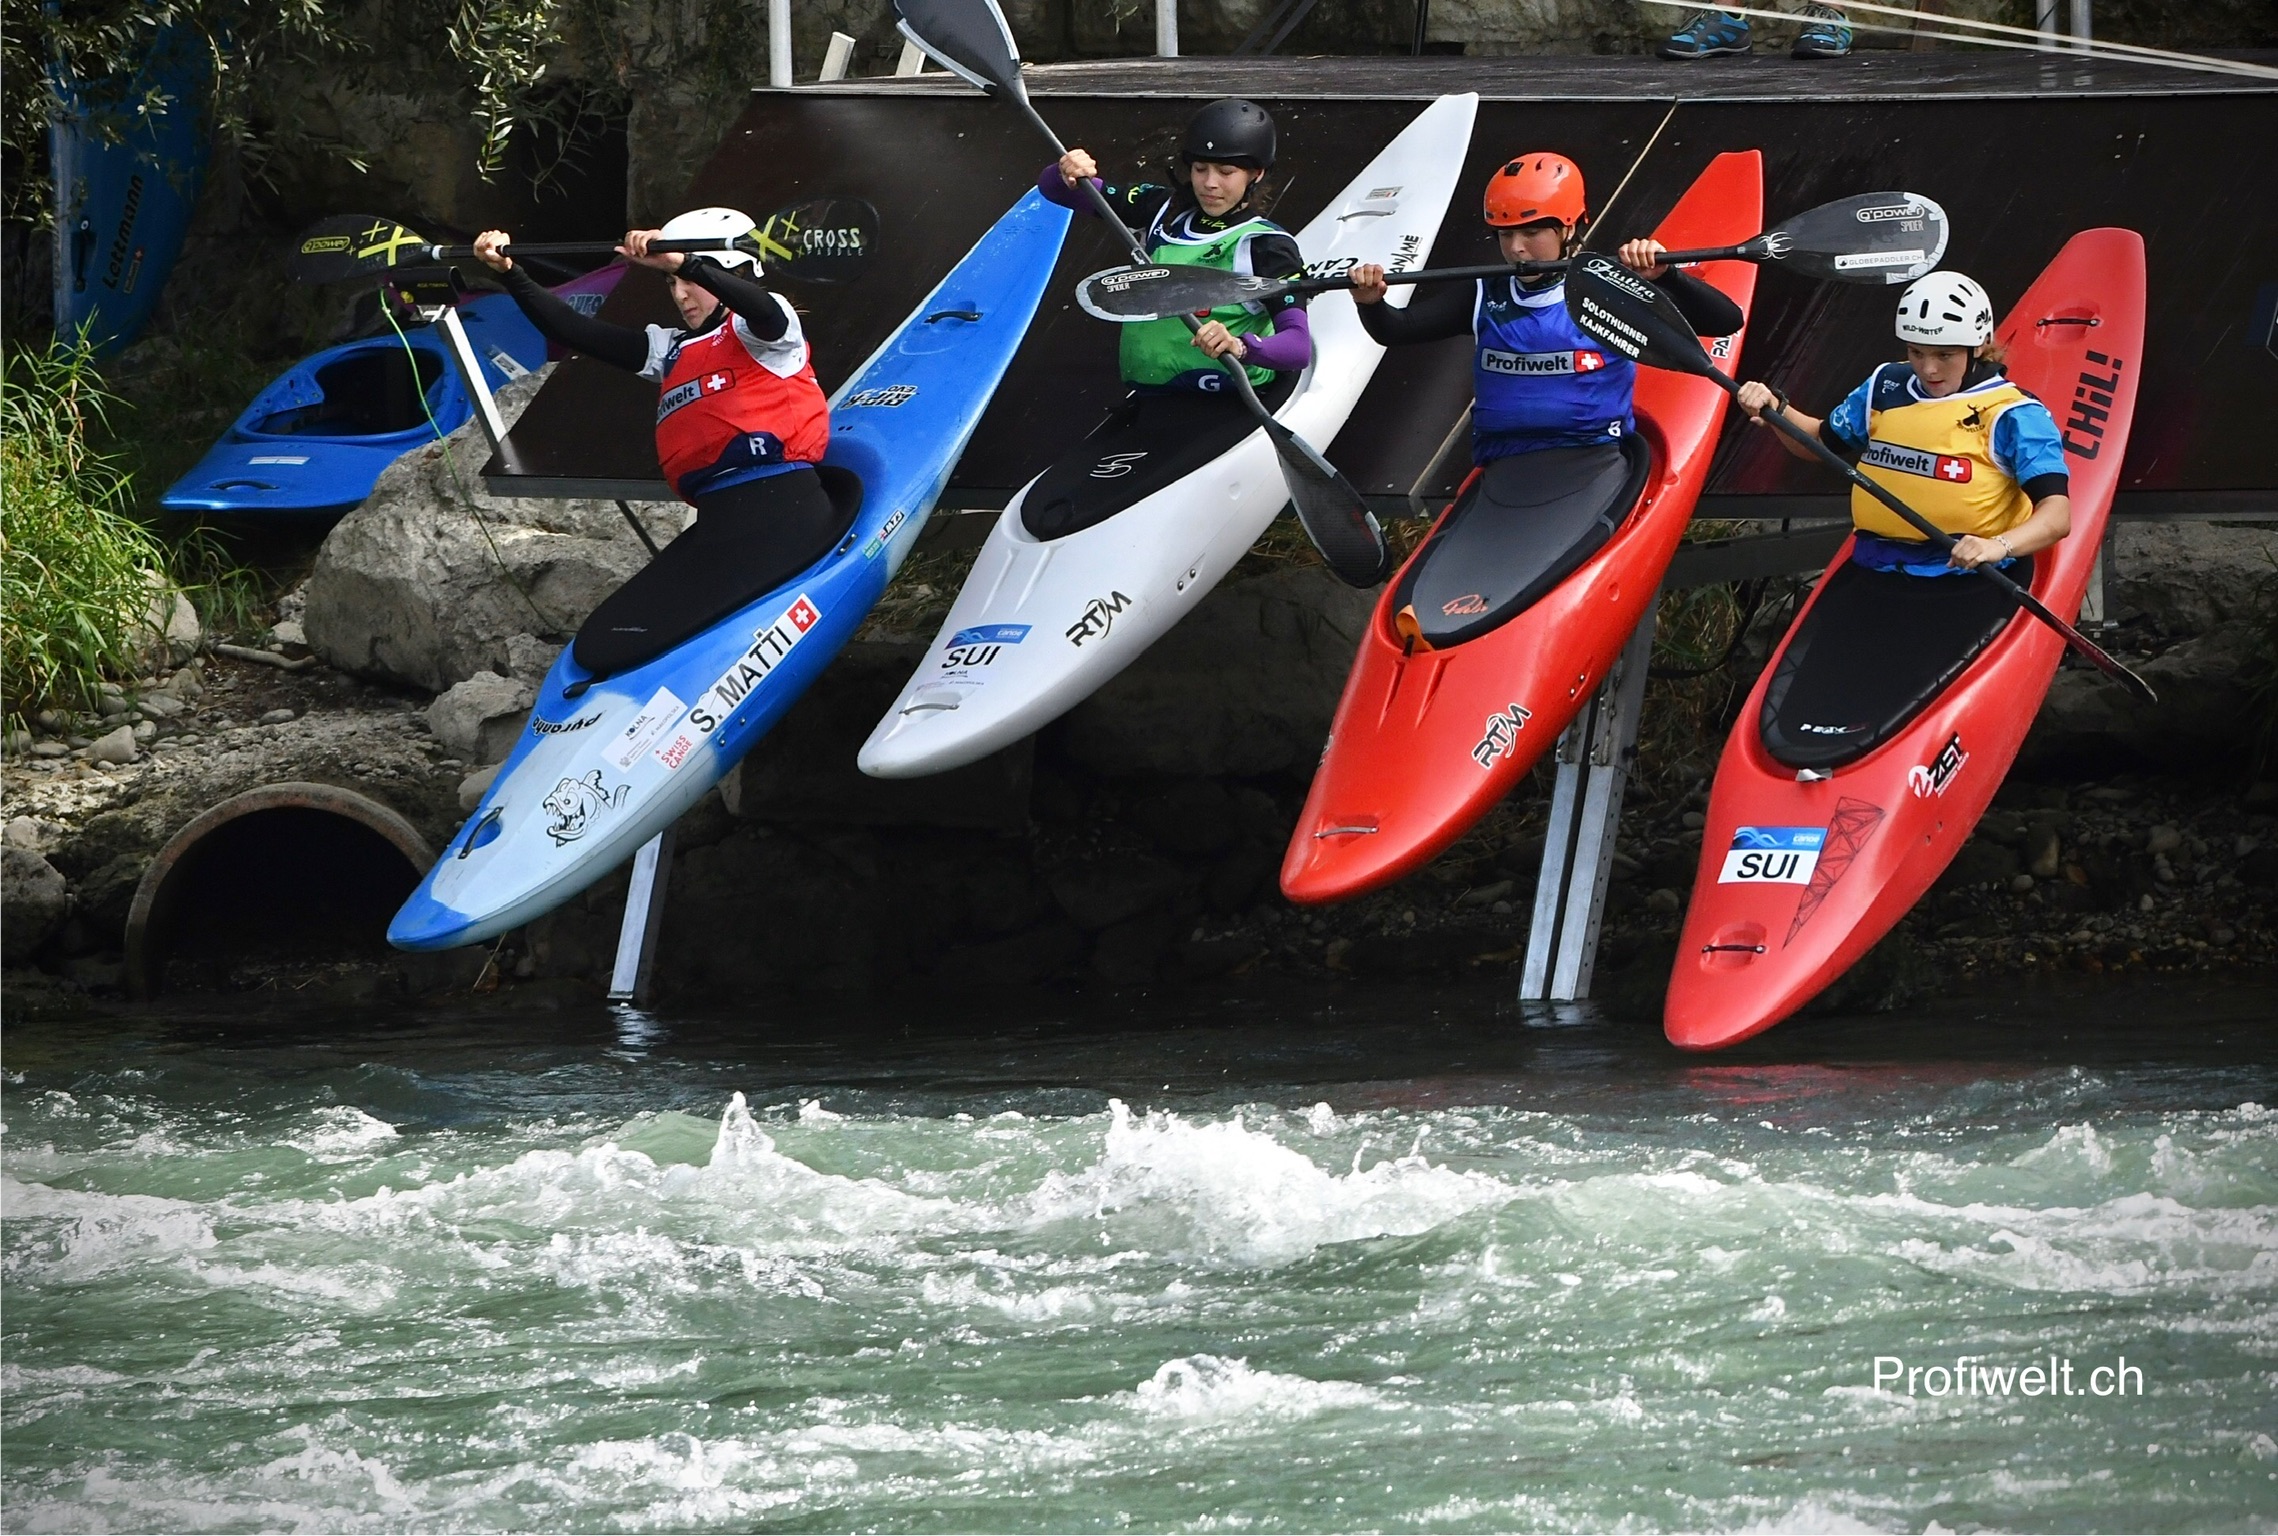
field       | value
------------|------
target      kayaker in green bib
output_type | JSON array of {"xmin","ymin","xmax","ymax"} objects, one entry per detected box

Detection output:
[{"xmin": 1040, "ymin": 98, "xmax": 1313, "ymax": 403}]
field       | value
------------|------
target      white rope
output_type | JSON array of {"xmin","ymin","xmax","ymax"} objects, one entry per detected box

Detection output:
[
  {"xmin": 1640, "ymin": 0, "xmax": 2278, "ymax": 81},
  {"xmin": 1764, "ymin": 0, "xmax": 2278, "ymax": 77}
]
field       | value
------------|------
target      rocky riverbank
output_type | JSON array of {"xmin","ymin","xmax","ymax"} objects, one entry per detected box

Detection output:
[{"xmin": 5, "ymin": 381, "xmax": 2272, "ymax": 1025}]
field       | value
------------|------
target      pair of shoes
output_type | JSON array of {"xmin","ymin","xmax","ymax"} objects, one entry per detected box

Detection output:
[
  {"xmin": 1790, "ymin": 0, "xmax": 1854, "ymax": 57},
  {"xmin": 1657, "ymin": 9, "xmax": 1751, "ymax": 57}
]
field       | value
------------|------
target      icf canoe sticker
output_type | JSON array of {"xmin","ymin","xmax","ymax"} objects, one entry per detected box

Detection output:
[
  {"xmin": 1786, "ymin": 797, "xmax": 1886, "ymax": 945},
  {"xmin": 543, "ymin": 770, "xmax": 629, "ymax": 846}
]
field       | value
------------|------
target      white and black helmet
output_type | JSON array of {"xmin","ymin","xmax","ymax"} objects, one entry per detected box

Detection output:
[
  {"xmin": 1894, "ymin": 270, "xmax": 1994, "ymax": 347},
  {"xmin": 660, "ymin": 206, "xmax": 760, "ymax": 275}
]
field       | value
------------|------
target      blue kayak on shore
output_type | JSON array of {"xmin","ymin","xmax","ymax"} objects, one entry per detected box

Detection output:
[
  {"xmin": 388, "ymin": 188, "xmax": 1071, "ymax": 951},
  {"xmin": 160, "ymin": 267, "xmax": 623, "ymax": 520},
  {"xmin": 51, "ymin": 23, "xmax": 213, "ymax": 354}
]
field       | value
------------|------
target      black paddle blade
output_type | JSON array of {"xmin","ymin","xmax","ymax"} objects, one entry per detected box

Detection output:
[
  {"xmin": 754, "ymin": 197, "xmax": 879, "ymax": 284},
  {"xmin": 1761, "ymin": 191, "xmax": 1949, "ymax": 285},
  {"xmin": 289, "ymin": 214, "xmax": 438, "ymax": 284},
  {"xmin": 1566, "ymin": 252, "xmax": 1722, "ymax": 379},
  {"xmin": 893, "ymin": 0, "xmax": 1025, "ymax": 97},
  {"xmin": 1076, "ymin": 263, "xmax": 1290, "ymax": 322},
  {"xmin": 1266, "ymin": 419, "xmax": 1390, "ymax": 587}
]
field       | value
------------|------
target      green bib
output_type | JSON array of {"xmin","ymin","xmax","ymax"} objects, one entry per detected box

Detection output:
[{"xmin": 1118, "ymin": 215, "xmax": 1286, "ymax": 390}]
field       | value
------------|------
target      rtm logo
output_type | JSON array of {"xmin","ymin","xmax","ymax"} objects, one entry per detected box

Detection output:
[
  {"xmin": 1066, "ymin": 591, "xmax": 1133, "ymax": 646},
  {"xmin": 1471, "ymin": 702, "xmax": 1534, "ymax": 769},
  {"xmin": 2061, "ymin": 351, "xmax": 2125, "ymax": 460}
]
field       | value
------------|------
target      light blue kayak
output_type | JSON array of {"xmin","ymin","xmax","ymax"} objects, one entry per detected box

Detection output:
[{"xmin": 389, "ymin": 188, "xmax": 1071, "ymax": 950}]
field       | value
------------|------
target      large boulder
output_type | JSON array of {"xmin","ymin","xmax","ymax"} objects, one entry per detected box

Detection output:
[
  {"xmin": 2021, "ymin": 622, "xmax": 2261, "ymax": 773},
  {"xmin": 2, "ymin": 848, "xmax": 72, "ymax": 965},
  {"xmin": 303, "ymin": 367, "xmax": 665, "ymax": 693},
  {"xmin": 2107, "ymin": 523, "xmax": 2277, "ymax": 636},
  {"xmin": 1053, "ymin": 563, "xmax": 1376, "ymax": 780}
]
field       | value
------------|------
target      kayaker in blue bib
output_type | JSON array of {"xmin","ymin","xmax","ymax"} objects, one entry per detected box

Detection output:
[
  {"xmin": 1346, "ymin": 153, "xmax": 1743, "ymax": 468},
  {"xmin": 1735, "ymin": 270, "xmax": 2072, "ymax": 576}
]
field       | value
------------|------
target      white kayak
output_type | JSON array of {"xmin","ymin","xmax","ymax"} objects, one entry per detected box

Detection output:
[{"xmin": 857, "ymin": 91, "xmax": 1479, "ymax": 779}]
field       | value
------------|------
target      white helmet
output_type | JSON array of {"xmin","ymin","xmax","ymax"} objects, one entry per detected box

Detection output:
[
  {"xmin": 1895, "ymin": 271, "xmax": 1994, "ymax": 347},
  {"xmin": 660, "ymin": 206, "xmax": 760, "ymax": 275}
]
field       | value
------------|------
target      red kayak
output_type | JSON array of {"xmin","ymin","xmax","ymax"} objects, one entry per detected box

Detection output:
[
  {"xmin": 1665, "ymin": 227, "xmax": 2146, "ymax": 1051},
  {"xmin": 1282, "ymin": 150, "xmax": 1762, "ymax": 904}
]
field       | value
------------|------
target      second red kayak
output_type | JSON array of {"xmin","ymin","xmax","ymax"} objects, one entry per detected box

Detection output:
[
  {"xmin": 1282, "ymin": 150, "xmax": 1762, "ymax": 904},
  {"xmin": 1665, "ymin": 227, "xmax": 2147, "ymax": 1050}
]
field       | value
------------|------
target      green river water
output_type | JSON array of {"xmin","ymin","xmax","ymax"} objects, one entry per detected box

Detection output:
[{"xmin": 3, "ymin": 973, "xmax": 2274, "ymax": 1532}]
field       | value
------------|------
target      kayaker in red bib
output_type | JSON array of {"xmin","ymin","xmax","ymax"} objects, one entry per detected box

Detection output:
[
  {"xmin": 1345, "ymin": 153, "xmax": 1743, "ymax": 468},
  {"xmin": 1734, "ymin": 270, "xmax": 2072, "ymax": 576},
  {"xmin": 472, "ymin": 208, "xmax": 839, "ymax": 677}
]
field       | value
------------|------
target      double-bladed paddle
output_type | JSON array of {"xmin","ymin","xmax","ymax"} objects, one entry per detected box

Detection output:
[
  {"xmin": 1075, "ymin": 191, "xmax": 1950, "ymax": 323},
  {"xmin": 892, "ymin": 0, "xmax": 1391, "ymax": 586},
  {"xmin": 288, "ymin": 198, "xmax": 881, "ymax": 286},
  {"xmin": 1562, "ymin": 251, "xmax": 2156, "ymax": 705}
]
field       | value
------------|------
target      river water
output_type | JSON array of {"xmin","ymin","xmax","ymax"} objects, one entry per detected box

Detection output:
[{"xmin": 4, "ymin": 974, "xmax": 2274, "ymax": 1532}]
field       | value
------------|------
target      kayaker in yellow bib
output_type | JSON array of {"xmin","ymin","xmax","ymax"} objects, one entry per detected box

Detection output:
[{"xmin": 1736, "ymin": 271, "xmax": 2072, "ymax": 577}]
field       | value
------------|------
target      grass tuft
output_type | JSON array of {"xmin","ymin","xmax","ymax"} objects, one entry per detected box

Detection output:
[{"xmin": 0, "ymin": 339, "xmax": 175, "ymax": 722}]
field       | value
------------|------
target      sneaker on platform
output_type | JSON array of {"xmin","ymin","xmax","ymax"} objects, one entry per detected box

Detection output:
[
  {"xmin": 1657, "ymin": 10, "xmax": 1753, "ymax": 58},
  {"xmin": 1791, "ymin": 1, "xmax": 1854, "ymax": 57}
]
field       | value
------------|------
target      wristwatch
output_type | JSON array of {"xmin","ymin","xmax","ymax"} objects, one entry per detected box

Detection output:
[{"xmin": 1994, "ymin": 534, "xmax": 2015, "ymax": 560}]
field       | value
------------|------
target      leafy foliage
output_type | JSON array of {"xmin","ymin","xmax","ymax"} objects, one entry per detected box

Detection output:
[{"xmin": 0, "ymin": 341, "xmax": 176, "ymax": 718}]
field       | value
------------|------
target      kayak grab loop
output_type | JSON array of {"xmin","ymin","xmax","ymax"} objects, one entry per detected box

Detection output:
[{"xmin": 124, "ymin": 783, "xmax": 434, "ymax": 999}]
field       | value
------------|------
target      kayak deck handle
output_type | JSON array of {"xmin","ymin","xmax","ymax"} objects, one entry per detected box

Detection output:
[
  {"xmin": 1315, "ymin": 824, "xmax": 1380, "ymax": 838},
  {"xmin": 2035, "ymin": 315, "xmax": 2101, "ymax": 328},
  {"xmin": 925, "ymin": 309, "xmax": 983, "ymax": 324},
  {"xmin": 1701, "ymin": 943, "xmax": 1767, "ymax": 955}
]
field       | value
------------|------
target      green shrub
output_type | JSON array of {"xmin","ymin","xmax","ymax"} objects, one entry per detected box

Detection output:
[{"xmin": 0, "ymin": 340, "xmax": 176, "ymax": 722}]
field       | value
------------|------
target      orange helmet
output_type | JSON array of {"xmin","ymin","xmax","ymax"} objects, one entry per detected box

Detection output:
[{"xmin": 1483, "ymin": 153, "xmax": 1586, "ymax": 229}]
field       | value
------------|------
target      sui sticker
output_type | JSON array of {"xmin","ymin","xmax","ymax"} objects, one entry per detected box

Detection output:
[{"xmin": 1718, "ymin": 826, "xmax": 1826, "ymax": 885}]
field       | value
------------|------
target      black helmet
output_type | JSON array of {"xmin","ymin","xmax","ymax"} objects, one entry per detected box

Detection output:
[{"xmin": 1180, "ymin": 98, "xmax": 1276, "ymax": 170}]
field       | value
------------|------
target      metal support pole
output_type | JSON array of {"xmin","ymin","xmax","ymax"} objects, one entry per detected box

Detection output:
[
  {"xmin": 2035, "ymin": 0, "xmax": 2061, "ymax": 48},
  {"xmin": 608, "ymin": 829, "xmax": 674, "ymax": 1004},
  {"xmin": 768, "ymin": 0, "xmax": 792, "ymax": 87},
  {"xmin": 432, "ymin": 306, "xmax": 506, "ymax": 454},
  {"xmin": 895, "ymin": 37, "xmax": 928, "ymax": 73},
  {"xmin": 1520, "ymin": 604, "xmax": 1659, "ymax": 1003},
  {"xmin": 2068, "ymin": 0, "xmax": 2091, "ymax": 47},
  {"xmin": 1156, "ymin": 0, "xmax": 1179, "ymax": 55}
]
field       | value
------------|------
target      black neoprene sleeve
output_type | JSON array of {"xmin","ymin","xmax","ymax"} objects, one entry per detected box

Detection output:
[
  {"xmin": 1353, "ymin": 278, "xmax": 1476, "ymax": 346},
  {"xmin": 1659, "ymin": 267, "xmax": 1744, "ymax": 339},
  {"xmin": 500, "ymin": 266, "xmax": 649, "ymax": 372}
]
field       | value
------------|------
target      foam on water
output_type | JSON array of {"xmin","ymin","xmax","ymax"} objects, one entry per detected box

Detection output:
[{"xmin": 5, "ymin": 1049, "xmax": 2275, "ymax": 1532}]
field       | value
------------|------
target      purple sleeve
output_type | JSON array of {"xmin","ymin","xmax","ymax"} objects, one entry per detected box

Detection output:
[
  {"xmin": 1038, "ymin": 165, "xmax": 1103, "ymax": 213},
  {"xmin": 1241, "ymin": 304, "xmax": 1313, "ymax": 374}
]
